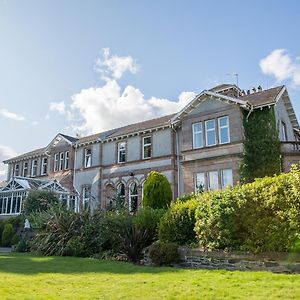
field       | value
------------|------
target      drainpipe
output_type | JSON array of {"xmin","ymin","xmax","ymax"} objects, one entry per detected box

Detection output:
[
  {"xmin": 73, "ymin": 144, "xmax": 80, "ymax": 212},
  {"xmin": 171, "ymin": 124, "xmax": 180, "ymax": 198}
]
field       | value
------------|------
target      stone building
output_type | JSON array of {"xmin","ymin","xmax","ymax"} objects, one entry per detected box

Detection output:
[{"xmin": 1, "ymin": 84, "xmax": 300, "ymax": 217}]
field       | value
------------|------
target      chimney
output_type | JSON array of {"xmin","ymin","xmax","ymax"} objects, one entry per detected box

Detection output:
[
  {"xmin": 247, "ymin": 90, "xmax": 250, "ymax": 95},
  {"xmin": 242, "ymin": 90, "xmax": 246, "ymax": 96},
  {"xmin": 257, "ymin": 85, "xmax": 262, "ymax": 91},
  {"xmin": 252, "ymin": 87, "xmax": 256, "ymax": 93}
]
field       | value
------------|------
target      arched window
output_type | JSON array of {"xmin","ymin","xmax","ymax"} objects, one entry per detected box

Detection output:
[
  {"xmin": 116, "ymin": 183, "xmax": 126, "ymax": 209},
  {"xmin": 129, "ymin": 182, "xmax": 138, "ymax": 212}
]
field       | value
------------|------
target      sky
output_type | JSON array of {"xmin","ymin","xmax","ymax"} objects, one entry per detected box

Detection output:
[{"xmin": 0, "ymin": 0, "xmax": 300, "ymax": 179}]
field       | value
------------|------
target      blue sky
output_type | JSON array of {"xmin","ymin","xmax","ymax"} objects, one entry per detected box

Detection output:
[{"xmin": 0, "ymin": 0, "xmax": 300, "ymax": 178}]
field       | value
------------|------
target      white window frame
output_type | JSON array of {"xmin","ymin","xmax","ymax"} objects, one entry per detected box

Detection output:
[
  {"xmin": 195, "ymin": 172, "xmax": 205, "ymax": 193},
  {"xmin": 54, "ymin": 153, "xmax": 59, "ymax": 172},
  {"xmin": 192, "ymin": 122, "xmax": 203, "ymax": 149},
  {"xmin": 23, "ymin": 162, "xmax": 28, "ymax": 177},
  {"xmin": 142, "ymin": 136, "xmax": 152, "ymax": 159},
  {"xmin": 129, "ymin": 182, "xmax": 138, "ymax": 212},
  {"xmin": 14, "ymin": 164, "xmax": 20, "ymax": 177},
  {"xmin": 59, "ymin": 152, "xmax": 64, "ymax": 171},
  {"xmin": 281, "ymin": 121, "xmax": 287, "ymax": 141},
  {"xmin": 221, "ymin": 169, "xmax": 233, "ymax": 189},
  {"xmin": 64, "ymin": 151, "xmax": 69, "ymax": 170},
  {"xmin": 218, "ymin": 116, "xmax": 230, "ymax": 144},
  {"xmin": 31, "ymin": 160, "xmax": 38, "ymax": 177},
  {"xmin": 41, "ymin": 157, "xmax": 48, "ymax": 175},
  {"xmin": 205, "ymin": 119, "xmax": 217, "ymax": 147},
  {"xmin": 84, "ymin": 148, "xmax": 92, "ymax": 168},
  {"xmin": 82, "ymin": 186, "xmax": 91, "ymax": 210},
  {"xmin": 118, "ymin": 142, "xmax": 126, "ymax": 163},
  {"xmin": 208, "ymin": 170, "xmax": 219, "ymax": 191}
]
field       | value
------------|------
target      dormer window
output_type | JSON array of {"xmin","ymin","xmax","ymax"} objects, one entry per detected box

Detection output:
[
  {"xmin": 59, "ymin": 152, "xmax": 64, "ymax": 171},
  {"xmin": 31, "ymin": 160, "xmax": 37, "ymax": 177},
  {"xmin": 65, "ymin": 151, "xmax": 69, "ymax": 170},
  {"xmin": 84, "ymin": 149, "xmax": 92, "ymax": 168},
  {"xmin": 118, "ymin": 142, "xmax": 126, "ymax": 163},
  {"xmin": 23, "ymin": 162, "xmax": 28, "ymax": 177},
  {"xmin": 14, "ymin": 164, "xmax": 20, "ymax": 177},
  {"xmin": 54, "ymin": 153, "xmax": 59, "ymax": 172},
  {"xmin": 41, "ymin": 157, "xmax": 48, "ymax": 175}
]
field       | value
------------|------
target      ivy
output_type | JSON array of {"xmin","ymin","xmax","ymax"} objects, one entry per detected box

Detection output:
[{"xmin": 240, "ymin": 106, "xmax": 281, "ymax": 183}]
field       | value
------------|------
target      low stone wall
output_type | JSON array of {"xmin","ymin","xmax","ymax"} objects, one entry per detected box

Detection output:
[{"xmin": 178, "ymin": 248, "xmax": 300, "ymax": 274}]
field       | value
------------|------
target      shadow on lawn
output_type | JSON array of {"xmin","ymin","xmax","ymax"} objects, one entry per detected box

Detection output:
[{"xmin": 0, "ymin": 253, "xmax": 179, "ymax": 275}]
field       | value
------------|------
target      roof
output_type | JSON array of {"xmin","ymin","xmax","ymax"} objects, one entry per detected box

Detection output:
[
  {"xmin": 59, "ymin": 133, "xmax": 78, "ymax": 143},
  {"xmin": 106, "ymin": 114, "xmax": 175, "ymax": 139},
  {"xmin": 209, "ymin": 83, "xmax": 240, "ymax": 93},
  {"xmin": 240, "ymin": 86, "xmax": 284, "ymax": 107},
  {"xmin": 3, "ymin": 147, "xmax": 46, "ymax": 163}
]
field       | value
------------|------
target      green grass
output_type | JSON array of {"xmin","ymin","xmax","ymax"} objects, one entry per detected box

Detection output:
[{"xmin": 0, "ymin": 253, "xmax": 300, "ymax": 299}]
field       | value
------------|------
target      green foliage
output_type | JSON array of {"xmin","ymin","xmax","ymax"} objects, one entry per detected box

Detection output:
[
  {"xmin": 240, "ymin": 107, "xmax": 281, "ymax": 183},
  {"xmin": 195, "ymin": 166, "xmax": 300, "ymax": 252},
  {"xmin": 23, "ymin": 190, "xmax": 59, "ymax": 215},
  {"xmin": 1, "ymin": 223, "xmax": 14, "ymax": 247},
  {"xmin": 148, "ymin": 241, "xmax": 180, "ymax": 266},
  {"xmin": 11, "ymin": 233, "xmax": 20, "ymax": 246},
  {"xmin": 143, "ymin": 171, "xmax": 172, "ymax": 209},
  {"xmin": 16, "ymin": 239, "xmax": 30, "ymax": 252},
  {"xmin": 133, "ymin": 207, "xmax": 165, "ymax": 246},
  {"xmin": 159, "ymin": 198, "xmax": 199, "ymax": 245}
]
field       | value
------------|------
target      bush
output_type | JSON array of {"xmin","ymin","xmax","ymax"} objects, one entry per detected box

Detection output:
[
  {"xmin": 11, "ymin": 234, "xmax": 20, "ymax": 246},
  {"xmin": 23, "ymin": 190, "xmax": 59, "ymax": 215},
  {"xmin": 143, "ymin": 171, "xmax": 172, "ymax": 209},
  {"xmin": 16, "ymin": 239, "xmax": 30, "ymax": 252},
  {"xmin": 195, "ymin": 166, "xmax": 300, "ymax": 252},
  {"xmin": 1, "ymin": 223, "xmax": 14, "ymax": 247},
  {"xmin": 149, "ymin": 241, "xmax": 180, "ymax": 266},
  {"xmin": 159, "ymin": 198, "xmax": 199, "ymax": 245},
  {"xmin": 133, "ymin": 207, "xmax": 165, "ymax": 246}
]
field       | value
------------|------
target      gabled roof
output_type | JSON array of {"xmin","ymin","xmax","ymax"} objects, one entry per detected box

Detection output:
[
  {"xmin": 239, "ymin": 86, "xmax": 284, "ymax": 108},
  {"xmin": 171, "ymin": 90, "xmax": 251, "ymax": 125},
  {"xmin": 45, "ymin": 133, "xmax": 77, "ymax": 151}
]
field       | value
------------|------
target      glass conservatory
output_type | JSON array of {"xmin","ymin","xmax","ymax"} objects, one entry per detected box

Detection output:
[{"xmin": 0, "ymin": 177, "xmax": 79, "ymax": 216}]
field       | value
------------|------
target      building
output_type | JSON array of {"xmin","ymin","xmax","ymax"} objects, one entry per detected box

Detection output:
[{"xmin": 1, "ymin": 84, "xmax": 300, "ymax": 217}]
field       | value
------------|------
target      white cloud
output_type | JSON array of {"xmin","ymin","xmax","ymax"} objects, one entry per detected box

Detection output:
[
  {"xmin": 260, "ymin": 49, "xmax": 300, "ymax": 86},
  {"xmin": 32, "ymin": 121, "xmax": 39, "ymax": 126},
  {"xmin": 0, "ymin": 145, "xmax": 18, "ymax": 181},
  {"xmin": 95, "ymin": 48, "xmax": 139, "ymax": 81},
  {"xmin": 63, "ymin": 49, "xmax": 196, "ymax": 134},
  {"xmin": 49, "ymin": 101, "xmax": 65, "ymax": 114},
  {"xmin": 0, "ymin": 108, "xmax": 25, "ymax": 121}
]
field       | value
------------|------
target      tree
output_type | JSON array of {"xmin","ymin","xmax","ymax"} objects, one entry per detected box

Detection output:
[
  {"xmin": 23, "ymin": 190, "xmax": 59, "ymax": 215},
  {"xmin": 1, "ymin": 223, "xmax": 14, "ymax": 247},
  {"xmin": 240, "ymin": 107, "xmax": 281, "ymax": 183},
  {"xmin": 143, "ymin": 171, "xmax": 172, "ymax": 209}
]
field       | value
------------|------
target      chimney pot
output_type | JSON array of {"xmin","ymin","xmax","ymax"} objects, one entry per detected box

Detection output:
[
  {"xmin": 247, "ymin": 90, "xmax": 250, "ymax": 95},
  {"xmin": 252, "ymin": 87, "xmax": 256, "ymax": 93},
  {"xmin": 257, "ymin": 85, "xmax": 262, "ymax": 91}
]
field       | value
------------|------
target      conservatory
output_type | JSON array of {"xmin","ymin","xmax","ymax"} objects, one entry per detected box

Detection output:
[{"xmin": 0, "ymin": 177, "xmax": 79, "ymax": 216}]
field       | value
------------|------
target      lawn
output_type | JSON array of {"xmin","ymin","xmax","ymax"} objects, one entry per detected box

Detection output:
[{"xmin": 0, "ymin": 253, "xmax": 299, "ymax": 300}]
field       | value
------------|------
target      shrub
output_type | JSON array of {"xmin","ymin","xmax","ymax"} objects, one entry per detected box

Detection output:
[
  {"xmin": 11, "ymin": 234, "xmax": 20, "ymax": 246},
  {"xmin": 133, "ymin": 207, "xmax": 165, "ymax": 246},
  {"xmin": 23, "ymin": 190, "xmax": 59, "ymax": 215},
  {"xmin": 143, "ymin": 171, "xmax": 172, "ymax": 209},
  {"xmin": 159, "ymin": 198, "xmax": 199, "ymax": 245},
  {"xmin": 1, "ymin": 223, "xmax": 14, "ymax": 247},
  {"xmin": 195, "ymin": 166, "xmax": 300, "ymax": 252},
  {"xmin": 16, "ymin": 239, "xmax": 30, "ymax": 252},
  {"xmin": 149, "ymin": 241, "xmax": 180, "ymax": 266}
]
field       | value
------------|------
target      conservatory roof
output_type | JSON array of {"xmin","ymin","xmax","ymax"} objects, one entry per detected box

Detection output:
[{"xmin": 0, "ymin": 176, "xmax": 69, "ymax": 193}]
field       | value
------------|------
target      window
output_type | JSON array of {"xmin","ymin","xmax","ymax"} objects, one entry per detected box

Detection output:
[
  {"xmin": 208, "ymin": 171, "xmax": 218, "ymax": 190},
  {"xmin": 129, "ymin": 182, "xmax": 138, "ymax": 212},
  {"xmin": 59, "ymin": 152, "xmax": 64, "ymax": 171},
  {"xmin": 41, "ymin": 157, "xmax": 48, "ymax": 175},
  {"xmin": 205, "ymin": 119, "xmax": 216, "ymax": 146},
  {"xmin": 143, "ymin": 136, "xmax": 152, "ymax": 159},
  {"xmin": 65, "ymin": 151, "xmax": 69, "ymax": 170},
  {"xmin": 31, "ymin": 160, "xmax": 37, "ymax": 177},
  {"xmin": 221, "ymin": 169, "xmax": 233, "ymax": 189},
  {"xmin": 118, "ymin": 142, "xmax": 126, "ymax": 163},
  {"xmin": 84, "ymin": 148, "xmax": 92, "ymax": 168},
  {"xmin": 14, "ymin": 164, "xmax": 20, "ymax": 177},
  {"xmin": 282, "ymin": 121, "xmax": 287, "ymax": 141},
  {"xmin": 116, "ymin": 183, "xmax": 126, "ymax": 208},
  {"xmin": 54, "ymin": 153, "xmax": 59, "ymax": 172},
  {"xmin": 82, "ymin": 186, "xmax": 91, "ymax": 210},
  {"xmin": 23, "ymin": 162, "xmax": 28, "ymax": 177},
  {"xmin": 195, "ymin": 172, "xmax": 205, "ymax": 193},
  {"xmin": 11, "ymin": 196, "xmax": 22, "ymax": 214},
  {"xmin": 193, "ymin": 122, "xmax": 203, "ymax": 148},
  {"xmin": 218, "ymin": 116, "xmax": 230, "ymax": 144}
]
